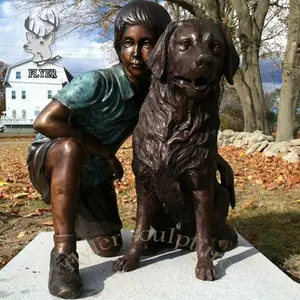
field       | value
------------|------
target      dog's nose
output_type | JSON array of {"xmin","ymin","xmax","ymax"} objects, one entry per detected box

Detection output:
[{"xmin": 195, "ymin": 54, "xmax": 213, "ymax": 68}]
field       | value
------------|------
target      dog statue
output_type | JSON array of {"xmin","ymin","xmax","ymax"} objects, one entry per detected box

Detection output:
[{"xmin": 113, "ymin": 19, "xmax": 240, "ymax": 281}]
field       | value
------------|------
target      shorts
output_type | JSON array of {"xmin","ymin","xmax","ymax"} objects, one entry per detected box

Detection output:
[{"xmin": 27, "ymin": 139, "xmax": 122, "ymax": 239}]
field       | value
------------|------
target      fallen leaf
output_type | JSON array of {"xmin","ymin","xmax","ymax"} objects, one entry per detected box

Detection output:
[
  {"xmin": 242, "ymin": 199, "xmax": 257, "ymax": 209},
  {"xmin": 17, "ymin": 231, "xmax": 26, "ymax": 239},
  {"xmin": 23, "ymin": 210, "xmax": 43, "ymax": 217},
  {"xmin": 14, "ymin": 192, "xmax": 29, "ymax": 199},
  {"xmin": 8, "ymin": 210, "xmax": 20, "ymax": 215},
  {"xmin": 12, "ymin": 200, "xmax": 26, "ymax": 207},
  {"xmin": 290, "ymin": 176, "xmax": 300, "ymax": 186},
  {"xmin": 36, "ymin": 208, "xmax": 51, "ymax": 213},
  {"xmin": 0, "ymin": 181, "xmax": 8, "ymax": 187},
  {"xmin": 23, "ymin": 208, "xmax": 51, "ymax": 217},
  {"xmin": 277, "ymin": 175, "xmax": 284, "ymax": 182},
  {"xmin": 41, "ymin": 220, "xmax": 53, "ymax": 226}
]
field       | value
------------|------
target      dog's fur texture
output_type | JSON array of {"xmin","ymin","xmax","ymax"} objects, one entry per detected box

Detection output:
[{"xmin": 113, "ymin": 19, "xmax": 240, "ymax": 281}]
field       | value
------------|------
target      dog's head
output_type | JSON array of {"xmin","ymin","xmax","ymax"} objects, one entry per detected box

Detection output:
[{"xmin": 147, "ymin": 19, "xmax": 239, "ymax": 98}]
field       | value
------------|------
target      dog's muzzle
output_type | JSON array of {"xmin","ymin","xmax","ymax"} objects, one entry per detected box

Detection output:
[{"xmin": 173, "ymin": 76, "xmax": 218, "ymax": 93}]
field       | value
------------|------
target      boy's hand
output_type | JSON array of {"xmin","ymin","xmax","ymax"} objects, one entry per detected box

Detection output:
[{"xmin": 108, "ymin": 156, "xmax": 124, "ymax": 180}]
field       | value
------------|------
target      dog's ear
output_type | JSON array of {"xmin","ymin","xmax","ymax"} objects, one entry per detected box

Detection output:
[
  {"xmin": 221, "ymin": 24, "xmax": 240, "ymax": 85},
  {"xmin": 146, "ymin": 21, "xmax": 182, "ymax": 82}
]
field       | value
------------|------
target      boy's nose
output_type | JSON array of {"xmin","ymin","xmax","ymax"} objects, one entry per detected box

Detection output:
[{"xmin": 132, "ymin": 45, "xmax": 142, "ymax": 58}]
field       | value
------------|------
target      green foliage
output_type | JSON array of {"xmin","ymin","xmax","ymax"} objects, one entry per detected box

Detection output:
[
  {"xmin": 220, "ymin": 113, "xmax": 244, "ymax": 132},
  {"xmin": 267, "ymin": 110, "xmax": 277, "ymax": 123},
  {"xmin": 220, "ymin": 85, "xmax": 244, "ymax": 131}
]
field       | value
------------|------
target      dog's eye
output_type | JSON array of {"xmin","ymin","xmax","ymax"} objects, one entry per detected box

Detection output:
[
  {"xmin": 179, "ymin": 40, "xmax": 191, "ymax": 51},
  {"xmin": 213, "ymin": 42, "xmax": 221, "ymax": 50}
]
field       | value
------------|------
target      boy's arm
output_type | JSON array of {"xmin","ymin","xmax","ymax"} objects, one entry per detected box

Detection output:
[{"xmin": 33, "ymin": 99, "xmax": 123, "ymax": 179}]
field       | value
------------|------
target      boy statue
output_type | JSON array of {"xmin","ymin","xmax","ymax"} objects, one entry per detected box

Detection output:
[{"xmin": 27, "ymin": 0, "xmax": 235, "ymax": 298}]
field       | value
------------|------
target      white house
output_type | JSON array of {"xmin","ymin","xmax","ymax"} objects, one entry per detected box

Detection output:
[{"xmin": 1, "ymin": 59, "xmax": 73, "ymax": 128}]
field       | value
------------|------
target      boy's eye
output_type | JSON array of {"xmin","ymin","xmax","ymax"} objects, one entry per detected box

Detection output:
[
  {"xmin": 143, "ymin": 39, "xmax": 153, "ymax": 48},
  {"xmin": 123, "ymin": 39, "xmax": 132, "ymax": 47}
]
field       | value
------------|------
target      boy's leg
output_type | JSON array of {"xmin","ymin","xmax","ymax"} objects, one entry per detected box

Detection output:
[
  {"xmin": 75, "ymin": 180, "xmax": 123, "ymax": 257},
  {"xmin": 87, "ymin": 233, "xmax": 123, "ymax": 257},
  {"xmin": 45, "ymin": 138, "xmax": 85, "ymax": 299},
  {"xmin": 28, "ymin": 137, "xmax": 85, "ymax": 299}
]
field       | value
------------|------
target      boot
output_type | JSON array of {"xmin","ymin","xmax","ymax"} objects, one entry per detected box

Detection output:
[{"xmin": 48, "ymin": 234, "xmax": 84, "ymax": 298}]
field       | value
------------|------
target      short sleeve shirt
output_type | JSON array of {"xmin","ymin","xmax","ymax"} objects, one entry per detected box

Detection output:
[{"xmin": 36, "ymin": 63, "xmax": 140, "ymax": 187}]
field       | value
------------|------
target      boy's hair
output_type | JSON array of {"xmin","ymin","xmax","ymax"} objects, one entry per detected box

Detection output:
[{"xmin": 114, "ymin": 0, "xmax": 171, "ymax": 56}]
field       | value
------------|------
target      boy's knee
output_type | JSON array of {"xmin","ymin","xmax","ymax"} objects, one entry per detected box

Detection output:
[
  {"xmin": 87, "ymin": 233, "xmax": 123, "ymax": 257},
  {"xmin": 47, "ymin": 138, "xmax": 85, "ymax": 169},
  {"xmin": 53, "ymin": 138, "xmax": 84, "ymax": 157}
]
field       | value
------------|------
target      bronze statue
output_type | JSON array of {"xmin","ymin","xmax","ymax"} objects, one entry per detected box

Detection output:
[
  {"xmin": 113, "ymin": 19, "xmax": 240, "ymax": 281},
  {"xmin": 27, "ymin": 1, "xmax": 236, "ymax": 298}
]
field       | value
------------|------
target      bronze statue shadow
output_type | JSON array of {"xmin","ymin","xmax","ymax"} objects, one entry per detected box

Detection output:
[
  {"xmin": 140, "ymin": 247, "xmax": 191, "ymax": 268},
  {"xmin": 79, "ymin": 232, "xmax": 258, "ymax": 297},
  {"xmin": 138, "ymin": 235, "xmax": 257, "ymax": 280},
  {"xmin": 79, "ymin": 249, "xmax": 190, "ymax": 297},
  {"xmin": 214, "ymin": 246, "xmax": 258, "ymax": 279},
  {"xmin": 79, "ymin": 260, "xmax": 114, "ymax": 298}
]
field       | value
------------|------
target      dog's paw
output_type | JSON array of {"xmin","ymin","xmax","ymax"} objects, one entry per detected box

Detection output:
[
  {"xmin": 195, "ymin": 258, "xmax": 217, "ymax": 281},
  {"xmin": 113, "ymin": 255, "xmax": 139, "ymax": 272}
]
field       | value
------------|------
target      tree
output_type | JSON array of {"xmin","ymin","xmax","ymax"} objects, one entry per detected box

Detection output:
[
  {"xmin": 14, "ymin": 0, "xmax": 127, "ymax": 38},
  {"xmin": 219, "ymin": 85, "xmax": 244, "ymax": 131},
  {"xmin": 14, "ymin": 0, "xmax": 288, "ymax": 135},
  {"xmin": 276, "ymin": 0, "xmax": 300, "ymax": 141},
  {"xmin": 0, "ymin": 61, "xmax": 8, "ymax": 116}
]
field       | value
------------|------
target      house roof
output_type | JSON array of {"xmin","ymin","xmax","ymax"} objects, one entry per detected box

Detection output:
[
  {"xmin": 3, "ymin": 59, "xmax": 74, "ymax": 87},
  {"xmin": 3, "ymin": 58, "xmax": 32, "ymax": 87},
  {"xmin": 63, "ymin": 67, "xmax": 74, "ymax": 82}
]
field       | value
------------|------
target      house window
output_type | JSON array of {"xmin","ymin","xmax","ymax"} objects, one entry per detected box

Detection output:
[
  {"xmin": 12, "ymin": 90, "xmax": 16, "ymax": 99},
  {"xmin": 22, "ymin": 110, "xmax": 26, "ymax": 119},
  {"xmin": 12, "ymin": 110, "xmax": 16, "ymax": 118},
  {"xmin": 47, "ymin": 90, "xmax": 52, "ymax": 99},
  {"xmin": 16, "ymin": 71, "xmax": 21, "ymax": 79},
  {"xmin": 34, "ymin": 110, "xmax": 40, "ymax": 117},
  {"xmin": 22, "ymin": 90, "xmax": 26, "ymax": 99}
]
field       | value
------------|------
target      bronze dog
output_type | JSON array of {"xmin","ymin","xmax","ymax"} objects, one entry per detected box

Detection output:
[{"xmin": 113, "ymin": 19, "xmax": 240, "ymax": 281}]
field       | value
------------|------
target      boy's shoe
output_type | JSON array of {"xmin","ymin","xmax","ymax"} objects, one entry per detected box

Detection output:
[{"xmin": 48, "ymin": 248, "xmax": 83, "ymax": 299}]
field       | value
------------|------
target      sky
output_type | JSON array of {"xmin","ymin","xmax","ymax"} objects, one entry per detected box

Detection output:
[
  {"xmin": 0, "ymin": 0, "xmax": 119, "ymax": 76},
  {"xmin": 0, "ymin": 0, "xmax": 286, "ymax": 89}
]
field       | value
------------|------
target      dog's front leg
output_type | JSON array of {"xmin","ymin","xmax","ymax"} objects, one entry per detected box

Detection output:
[
  {"xmin": 113, "ymin": 177, "xmax": 157, "ymax": 272},
  {"xmin": 183, "ymin": 169, "xmax": 216, "ymax": 281},
  {"xmin": 193, "ymin": 187, "xmax": 216, "ymax": 281}
]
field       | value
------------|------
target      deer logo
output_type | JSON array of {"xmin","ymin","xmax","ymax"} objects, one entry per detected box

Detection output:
[{"xmin": 23, "ymin": 10, "xmax": 62, "ymax": 66}]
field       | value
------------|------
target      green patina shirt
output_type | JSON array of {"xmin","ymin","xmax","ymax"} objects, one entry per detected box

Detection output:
[{"xmin": 36, "ymin": 63, "xmax": 141, "ymax": 187}]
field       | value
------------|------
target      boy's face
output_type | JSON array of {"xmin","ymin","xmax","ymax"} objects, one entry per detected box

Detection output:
[{"xmin": 120, "ymin": 24, "xmax": 157, "ymax": 85}]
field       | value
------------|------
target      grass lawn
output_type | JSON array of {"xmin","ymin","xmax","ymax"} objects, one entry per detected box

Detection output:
[{"xmin": 0, "ymin": 137, "xmax": 299, "ymax": 283}]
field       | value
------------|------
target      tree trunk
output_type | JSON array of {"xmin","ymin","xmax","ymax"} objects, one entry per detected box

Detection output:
[
  {"xmin": 276, "ymin": 0, "xmax": 300, "ymax": 141},
  {"xmin": 231, "ymin": 0, "xmax": 271, "ymax": 134},
  {"xmin": 233, "ymin": 70, "xmax": 256, "ymax": 131}
]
